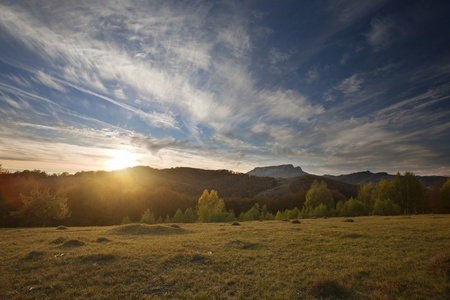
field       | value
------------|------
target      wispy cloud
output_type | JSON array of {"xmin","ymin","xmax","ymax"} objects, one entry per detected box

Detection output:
[
  {"xmin": 365, "ymin": 16, "xmax": 409, "ymax": 51},
  {"xmin": 33, "ymin": 71, "xmax": 66, "ymax": 93}
]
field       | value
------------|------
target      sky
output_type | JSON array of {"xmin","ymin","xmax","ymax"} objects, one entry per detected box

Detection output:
[{"xmin": 0, "ymin": 0, "xmax": 450, "ymax": 176}]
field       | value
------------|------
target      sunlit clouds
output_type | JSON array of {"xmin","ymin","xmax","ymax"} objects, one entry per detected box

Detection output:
[{"xmin": 1, "ymin": 1, "xmax": 450, "ymax": 176}]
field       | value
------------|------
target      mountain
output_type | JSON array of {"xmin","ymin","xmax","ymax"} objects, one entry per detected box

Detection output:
[
  {"xmin": 324, "ymin": 171, "xmax": 394, "ymax": 186},
  {"xmin": 324, "ymin": 171, "xmax": 447, "ymax": 187},
  {"xmin": 247, "ymin": 164, "xmax": 308, "ymax": 178}
]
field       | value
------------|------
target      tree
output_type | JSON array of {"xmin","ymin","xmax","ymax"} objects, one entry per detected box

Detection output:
[
  {"xmin": 183, "ymin": 207, "xmax": 196, "ymax": 223},
  {"xmin": 337, "ymin": 197, "xmax": 370, "ymax": 217},
  {"xmin": 196, "ymin": 190, "xmax": 227, "ymax": 222},
  {"xmin": 372, "ymin": 199, "xmax": 401, "ymax": 216},
  {"xmin": 287, "ymin": 207, "xmax": 301, "ymax": 219},
  {"xmin": 440, "ymin": 179, "xmax": 450, "ymax": 213},
  {"xmin": 20, "ymin": 187, "xmax": 70, "ymax": 227},
  {"xmin": 121, "ymin": 215, "xmax": 132, "ymax": 225},
  {"xmin": 140, "ymin": 209, "xmax": 156, "ymax": 224},
  {"xmin": 172, "ymin": 209, "xmax": 184, "ymax": 223},
  {"xmin": 391, "ymin": 172, "xmax": 426, "ymax": 214},
  {"xmin": 371, "ymin": 179, "xmax": 392, "ymax": 205},
  {"xmin": 357, "ymin": 183, "xmax": 374, "ymax": 205},
  {"xmin": 242, "ymin": 204, "xmax": 261, "ymax": 221},
  {"xmin": 302, "ymin": 180, "xmax": 334, "ymax": 217}
]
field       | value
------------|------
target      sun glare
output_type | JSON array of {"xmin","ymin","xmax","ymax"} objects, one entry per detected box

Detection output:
[{"xmin": 106, "ymin": 150, "xmax": 138, "ymax": 171}]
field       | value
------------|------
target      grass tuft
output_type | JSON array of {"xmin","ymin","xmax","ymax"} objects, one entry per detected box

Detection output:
[
  {"xmin": 96, "ymin": 237, "xmax": 111, "ymax": 243},
  {"xmin": 164, "ymin": 253, "xmax": 210, "ymax": 265},
  {"xmin": 310, "ymin": 277, "xmax": 348, "ymax": 299},
  {"xmin": 341, "ymin": 233, "xmax": 363, "ymax": 239},
  {"xmin": 228, "ymin": 240, "xmax": 260, "ymax": 250},
  {"xmin": 109, "ymin": 224, "xmax": 187, "ymax": 235},
  {"xmin": 77, "ymin": 253, "xmax": 115, "ymax": 263},
  {"xmin": 56, "ymin": 225, "xmax": 68, "ymax": 230},
  {"xmin": 431, "ymin": 253, "xmax": 450, "ymax": 275},
  {"xmin": 24, "ymin": 250, "xmax": 45, "ymax": 260},
  {"xmin": 49, "ymin": 237, "xmax": 66, "ymax": 244},
  {"xmin": 60, "ymin": 239, "xmax": 85, "ymax": 248}
]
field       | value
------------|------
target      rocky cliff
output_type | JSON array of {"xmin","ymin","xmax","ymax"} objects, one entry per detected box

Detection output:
[{"xmin": 247, "ymin": 164, "xmax": 308, "ymax": 178}]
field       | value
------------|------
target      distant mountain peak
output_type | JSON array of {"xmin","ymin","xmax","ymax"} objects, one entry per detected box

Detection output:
[{"xmin": 247, "ymin": 164, "xmax": 308, "ymax": 178}]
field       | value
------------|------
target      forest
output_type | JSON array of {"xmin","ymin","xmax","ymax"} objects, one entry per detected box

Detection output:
[{"xmin": 0, "ymin": 165, "xmax": 449, "ymax": 227}]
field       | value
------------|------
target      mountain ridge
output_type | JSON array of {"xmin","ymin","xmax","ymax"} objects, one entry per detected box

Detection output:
[
  {"xmin": 247, "ymin": 164, "xmax": 308, "ymax": 178},
  {"xmin": 247, "ymin": 165, "xmax": 447, "ymax": 187}
]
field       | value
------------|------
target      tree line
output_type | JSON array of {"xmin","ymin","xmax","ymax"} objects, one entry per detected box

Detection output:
[{"xmin": 0, "ymin": 165, "xmax": 449, "ymax": 227}]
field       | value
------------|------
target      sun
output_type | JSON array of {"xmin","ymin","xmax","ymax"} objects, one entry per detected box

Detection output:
[{"xmin": 106, "ymin": 150, "xmax": 138, "ymax": 171}]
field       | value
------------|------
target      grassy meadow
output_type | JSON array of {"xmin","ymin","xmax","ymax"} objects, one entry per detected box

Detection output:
[{"xmin": 0, "ymin": 215, "xmax": 449, "ymax": 299}]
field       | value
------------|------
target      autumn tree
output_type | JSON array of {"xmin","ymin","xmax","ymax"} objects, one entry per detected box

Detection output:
[
  {"xmin": 19, "ymin": 187, "xmax": 70, "ymax": 227},
  {"xmin": 196, "ymin": 190, "xmax": 227, "ymax": 222},
  {"xmin": 302, "ymin": 180, "xmax": 334, "ymax": 217}
]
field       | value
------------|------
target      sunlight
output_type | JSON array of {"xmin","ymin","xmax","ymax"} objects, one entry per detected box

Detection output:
[{"xmin": 106, "ymin": 150, "xmax": 139, "ymax": 171}]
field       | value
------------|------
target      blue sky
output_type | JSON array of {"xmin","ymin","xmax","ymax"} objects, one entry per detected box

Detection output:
[{"xmin": 1, "ymin": 0, "xmax": 449, "ymax": 176}]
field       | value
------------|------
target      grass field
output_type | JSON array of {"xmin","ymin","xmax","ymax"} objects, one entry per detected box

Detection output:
[{"xmin": 0, "ymin": 215, "xmax": 449, "ymax": 299}]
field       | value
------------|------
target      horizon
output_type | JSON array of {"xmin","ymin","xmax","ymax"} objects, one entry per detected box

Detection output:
[
  {"xmin": 1, "ymin": 1, "xmax": 450, "ymax": 177},
  {"xmin": 2, "ymin": 163, "xmax": 448, "ymax": 178}
]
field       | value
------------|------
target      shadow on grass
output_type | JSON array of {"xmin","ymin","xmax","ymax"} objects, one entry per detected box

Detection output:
[
  {"xmin": 227, "ymin": 240, "xmax": 261, "ymax": 250},
  {"xmin": 310, "ymin": 277, "xmax": 350, "ymax": 299},
  {"xmin": 24, "ymin": 251, "xmax": 45, "ymax": 260}
]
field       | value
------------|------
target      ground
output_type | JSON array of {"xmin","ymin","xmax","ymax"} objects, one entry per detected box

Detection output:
[{"xmin": 0, "ymin": 215, "xmax": 449, "ymax": 299}]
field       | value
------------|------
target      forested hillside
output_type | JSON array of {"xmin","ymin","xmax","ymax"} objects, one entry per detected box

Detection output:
[
  {"xmin": 0, "ymin": 166, "xmax": 277, "ymax": 226},
  {"xmin": 1, "ymin": 166, "xmax": 449, "ymax": 227}
]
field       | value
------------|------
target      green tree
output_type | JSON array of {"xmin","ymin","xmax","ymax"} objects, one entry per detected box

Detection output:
[
  {"xmin": 371, "ymin": 179, "xmax": 392, "ymax": 204},
  {"xmin": 391, "ymin": 172, "xmax": 426, "ymax": 214},
  {"xmin": 261, "ymin": 204, "xmax": 275, "ymax": 220},
  {"xmin": 372, "ymin": 199, "xmax": 401, "ymax": 216},
  {"xmin": 287, "ymin": 207, "xmax": 301, "ymax": 219},
  {"xmin": 312, "ymin": 204, "xmax": 329, "ymax": 218},
  {"xmin": 302, "ymin": 180, "xmax": 334, "ymax": 217},
  {"xmin": 357, "ymin": 182, "xmax": 374, "ymax": 205},
  {"xmin": 183, "ymin": 207, "xmax": 196, "ymax": 223},
  {"xmin": 275, "ymin": 210, "xmax": 288, "ymax": 220},
  {"xmin": 140, "ymin": 209, "xmax": 155, "ymax": 224},
  {"xmin": 196, "ymin": 190, "xmax": 227, "ymax": 222},
  {"xmin": 20, "ymin": 187, "xmax": 70, "ymax": 227},
  {"xmin": 337, "ymin": 197, "xmax": 371, "ymax": 217},
  {"xmin": 172, "ymin": 209, "xmax": 184, "ymax": 223},
  {"xmin": 242, "ymin": 204, "xmax": 261, "ymax": 221},
  {"xmin": 440, "ymin": 179, "xmax": 450, "ymax": 213},
  {"xmin": 164, "ymin": 214, "xmax": 172, "ymax": 223},
  {"xmin": 121, "ymin": 215, "xmax": 132, "ymax": 225}
]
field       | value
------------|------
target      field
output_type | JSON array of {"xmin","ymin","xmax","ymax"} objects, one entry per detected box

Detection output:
[{"xmin": 0, "ymin": 215, "xmax": 449, "ymax": 299}]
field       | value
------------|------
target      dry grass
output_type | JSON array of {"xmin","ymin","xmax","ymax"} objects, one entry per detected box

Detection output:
[{"xmin": 0, "ymin": 215, "xmax": 449, "ymax": 299}]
